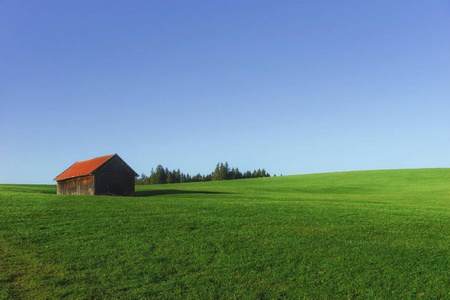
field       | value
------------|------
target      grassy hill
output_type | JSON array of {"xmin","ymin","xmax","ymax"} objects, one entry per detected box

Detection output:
[{"xmin": 1, "ymin": 169, "xmax": 449, "ymax": 299}]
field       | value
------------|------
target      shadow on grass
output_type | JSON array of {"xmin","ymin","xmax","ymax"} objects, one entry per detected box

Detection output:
[{"xmin": 135, "ymin": 190, "xmax": 232, "ymax": 197}]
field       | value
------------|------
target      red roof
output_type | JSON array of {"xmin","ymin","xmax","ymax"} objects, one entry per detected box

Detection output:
[{"xmin": 54, "ymin": 154, "xmax": 116, "ymax": 181}]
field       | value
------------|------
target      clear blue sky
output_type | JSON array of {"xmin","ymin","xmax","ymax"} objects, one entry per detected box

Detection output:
[{"xmin": 1, "ymin": 1, "xmax": 450, "ymax": 184}]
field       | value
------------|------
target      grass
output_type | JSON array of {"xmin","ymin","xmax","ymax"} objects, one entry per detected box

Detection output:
[{"xmin": 0, "ymin": 169, "xmax": 449, "ymax": 299}]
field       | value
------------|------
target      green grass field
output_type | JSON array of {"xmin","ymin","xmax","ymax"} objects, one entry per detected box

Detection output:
[{"xmin": 1, "ymin": 169, "xmax": 449, "ymax": 299}]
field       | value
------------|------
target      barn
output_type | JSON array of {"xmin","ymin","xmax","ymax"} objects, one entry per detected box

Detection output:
[{"xmin": 54, "ymin": 154, "xmax": 138, "ymax": 196}]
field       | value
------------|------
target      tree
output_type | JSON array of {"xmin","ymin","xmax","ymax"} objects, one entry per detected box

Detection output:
[
  {"xmin": 151, "ymin": 165, "xmax": 166, "ymax": 184},
  {"xmin": 213, "ymin": 163, "xmax": 221, "ymax": 181},
  {"xmin": 230, "ymin": 168, "xmax": 236, "ymax": 180},
  {"xmin": 223, "ymin": 162, "xmax": 229, "ymax": 180},
  {"xmin": 166, "ymin": 171, "xmax": 173, "ymax": 184},
  {"xmin": 135, "ymin": 173, "xmax": 148, "ymax": 185},
  {"xmin": 175, "ymin": 169, "xmax": 181, "ymax": 183},
  {"xmin": 261, "ymin": 169, "xmax": 266, "ymax": 177}
]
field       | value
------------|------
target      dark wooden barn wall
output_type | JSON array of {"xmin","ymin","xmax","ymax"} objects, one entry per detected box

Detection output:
[
  {"xmin": 94, "ymin": 156, "xmax": 135, "ymax": 196},
  {"xmin": 94, "ymin": 173, "xmax": 134, "ymax": 196},
  {"xmin": 57, "ymin": 175, "xmax": 95, "ymax": 195}
]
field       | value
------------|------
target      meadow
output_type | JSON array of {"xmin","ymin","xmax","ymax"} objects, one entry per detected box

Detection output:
[{"xmin": 1, "ymin": 169, "xmax": 449, "ymax": 299}]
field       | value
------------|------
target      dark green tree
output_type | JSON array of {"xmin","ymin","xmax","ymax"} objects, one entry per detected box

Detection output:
[
  {"xmin": 166, "ymin": 171, "xmax": 173, "ymax": 184},
  {"xmin": 151, "ymin": 165, "xmax": 166, "ymax": 184},
  {"xmin": 213, "ymin": 163, "xmax": 221, "ymax": 181}
]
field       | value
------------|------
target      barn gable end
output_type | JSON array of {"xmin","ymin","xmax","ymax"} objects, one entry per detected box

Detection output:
[
  {"xmin": 94, "ymin": 156, "xmax": 136, "ymax": 196},
  {"xmin": 54, "ymin": 154, "xmax": 137, "ymax": 196}
]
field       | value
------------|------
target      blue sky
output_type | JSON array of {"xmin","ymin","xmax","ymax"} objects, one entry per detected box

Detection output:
[{"xmin": 1, "ymin": 1, "xmax": 450, "ymax": 184}]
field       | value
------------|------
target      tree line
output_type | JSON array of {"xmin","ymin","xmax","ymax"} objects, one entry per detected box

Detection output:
[{"xmin": 135, "ymin": 162, "xmax": 272, "ymax": 185}]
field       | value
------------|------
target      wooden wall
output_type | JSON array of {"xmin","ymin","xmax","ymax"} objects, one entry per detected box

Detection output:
[
  {"xmin": 94, "ymin": 173, "xmax": 135, "ymax": 196},
  {"xmin": 57, "ymin": 175, "xmax": 95, "ymax": 195},
  {"xmin": 93, "ymin": 156, "xmax": 135, "ymax": 196}
]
